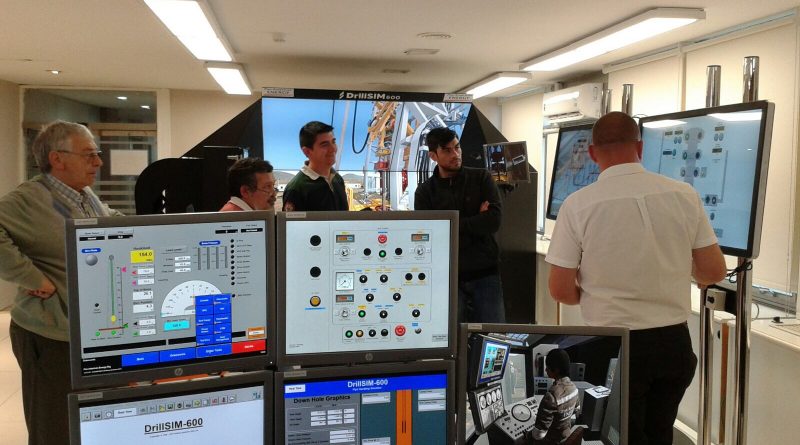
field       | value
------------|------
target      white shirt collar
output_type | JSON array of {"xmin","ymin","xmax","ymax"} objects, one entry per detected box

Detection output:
[
  {"xmin": 301, "ymin": 164, "xmax": 336, "ymax": 184},
  {"xmin": 598, "ymin": 162, "xmax": 645, "ymax": 181},
  {"xmin": 228, "ymin": 196, "xmax": 253, "ymax": 211}
]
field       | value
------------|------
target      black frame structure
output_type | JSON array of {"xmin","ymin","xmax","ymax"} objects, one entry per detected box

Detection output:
[
  {"xmin": 639, "ymin": 100, "xmax": 775, "ymax": 258},
  {"xmin": 545, "ymin": 122, "xmax": 595, "ymax": 220},
  {"xmin": 274, "ymin": 360, "xmax": 456, "ymax": 445},
  {"xmin": 66, "ymin": 211, "xmax": 277, "ymax": 389},
  {"xmin": 457, "ymin": 323, "xmax": 630, "ymax": 445},
  {"xmin": 68, "ymin": 370, "xmax": 273, "ymax": 445},
  {"xmin": 276, "ymin": 210, "xmax": 458, "ymax": 367}
]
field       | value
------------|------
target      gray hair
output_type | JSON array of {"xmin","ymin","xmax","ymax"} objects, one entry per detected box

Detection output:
[{"xmin": 32, "ymin": 120, "xmax": 95, "ymax": 173}]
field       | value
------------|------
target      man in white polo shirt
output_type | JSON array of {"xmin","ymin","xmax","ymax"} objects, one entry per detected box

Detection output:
[{"xmin": 546, "ymin": 112, "xmax": 727, "ymax": 445}]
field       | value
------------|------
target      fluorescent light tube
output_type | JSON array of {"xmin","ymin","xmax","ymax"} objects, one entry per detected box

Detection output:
[
  {"xmin": 206, "ymin": 63, "xmax": 252, "ymax": 95},
  {"xmin": 522, "ymin": 8, "xmax": 704, "ymax": 71},
  {"xmin": 465, "ymin": 72, "xmax": 531, "ymax": 99},
  {"xmin": 145, "ymin": 0, "xmax": 232, "ymax": 61}
]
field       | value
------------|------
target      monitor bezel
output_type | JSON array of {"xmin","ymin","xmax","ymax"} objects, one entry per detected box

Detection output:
[
  {"xmin": 482, "ymin": 141, "xmax": 531, "ymax": 184},
  {"xmin": 275, "ymin": 360, "xmax": 455, "ymax": 445},
  {"xmin": 638, "ymin": 100, "xmax": 774, "ymax": 258},
  {"xmin": 457, "ymin": 323, "xmax": 630, "ymax": 445},
  {"xmin": 276, "ymin": 211, "xmax": 458, "ymax": 367},
  {"xmin": 68, "ymin": 370, "xmax": 273, "ymax": 445},
  {"xmin": 468, "ymin": 334, "xmax": 513, "ymax": 389},
  {"xmin": 67, "ymin": 211, "xmax": 277, "ymax": 390},
  {"xmin": 545, "ymin": 123, "xmax": 596, "ymax": 220}
]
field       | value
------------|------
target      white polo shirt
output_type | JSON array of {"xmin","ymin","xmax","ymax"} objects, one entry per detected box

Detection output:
[{"xmin": 545, "ymin": 163, "xmax": 718, "ymax": 330}]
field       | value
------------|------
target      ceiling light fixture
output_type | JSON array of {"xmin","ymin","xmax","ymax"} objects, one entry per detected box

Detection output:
[
  {"xmin": 144, "ymin": 0, "xmax": 233, "ymax": 61},
  {"xmin": 464, "ymin": 72, "xmax": 531, "ymax": 99},
  {"xmin": 117, "ymin": 96, "xmax": 128, "ymax": 100},
  {"xmin": 47, "ymin": 70, "xmax": 61, "ymax": 75},
  {"xmin": 404, "ymin": 48, "xmax": 440, "ymax": 56},
  {"xmin": 521, "ymin": 8, "xmax": 705, "ymax": 71},
  {"xmin": 205, "ymin": 62, "xmax": 252, "ymax": 95},
  {"xmin": 141, "ymin": 105, "xmax": 152, "ymax": 110},
  {"xmin": 417, "ymin": 32, "xmax": 453, "ymax": 40}
]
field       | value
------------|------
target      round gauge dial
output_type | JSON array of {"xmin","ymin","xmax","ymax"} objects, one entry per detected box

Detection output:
[
  {"xmin": 161, "ymin": 280, "xmax": 221, "ymax": 317},
  {"xmin": 511, "ymin": 404, "xmax": 532, "ymax": 422},
  {"xmin": 335, "ymin": 272, "xmax": 354, "ymax": 291}
]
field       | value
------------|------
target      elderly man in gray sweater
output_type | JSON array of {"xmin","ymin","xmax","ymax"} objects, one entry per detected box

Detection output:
[{"xmin": 0, "ymin": 121, "xmax": 121, "ymax": 445}]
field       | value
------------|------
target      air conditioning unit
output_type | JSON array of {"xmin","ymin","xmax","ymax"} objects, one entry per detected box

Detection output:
[{"xmin": 542, "ymin": 83, "xmax": 602, "ymax": 124}]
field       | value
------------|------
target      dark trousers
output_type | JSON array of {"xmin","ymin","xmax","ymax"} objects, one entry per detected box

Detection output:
[
  {"xmin": 628, "ymin": 322, "xmax": 697, "ymax": 445},
  {"xmin": 458, "ymin": 273, "xmax": 506, "ymax": 323},
  {"xmin": 10, "ymin": 321, "xmax": 71, "ymax": 445}
]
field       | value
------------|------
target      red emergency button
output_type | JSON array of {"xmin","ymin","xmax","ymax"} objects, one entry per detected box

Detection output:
[
  {"xmin": 394, "ymin": 325, "xmax": 406, "ymax": 336},
  {"xmin": 378, "ymin": 234, "xmax": 388, "ymax": 244}
]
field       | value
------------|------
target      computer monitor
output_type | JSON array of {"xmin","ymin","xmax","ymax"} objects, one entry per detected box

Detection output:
[
  {"xmin": 66, "ymin": 212, "xmax": 275, "ymax": 389},
  {"xmin": 639, "ymin": 100, "xmax": 775, "ymax": 258},
  {"xmin": 546, "ymin": 123, "xmax": 596, "ymax": 220},
  {"xmin": 68, "ymin": 371, "xmax": 272, "ymax": 445},
  {"xmin": 484, "ymin": 141, "xmax": 530, "ymax": 184},
  {"xmin": 467, "ymin": 334, "xmax": 512, "ymax": 388},
  {"xmin": 275, "ymin": 361, "xmax": 455, "ymax": 445},
  {"xmin": 458, "ymin": 324, "xmax": 629, "ymax": 445},
  {"xmin": 276, "ymin": 211, "xmax": 457, "ymax": 367}
]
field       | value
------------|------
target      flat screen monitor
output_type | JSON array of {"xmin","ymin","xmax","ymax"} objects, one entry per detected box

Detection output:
[
  {"xmin": 67, "ymin": 212, "xmax": 275, "ymax": 389},
  {"xmin": 484, "ymin": 141, "xmax": 530, "ymax": 184},
  {"xmin": 467, "ymin": 334, "xmax": 512, "ymax": 388},
  {"xmin": 68, "ymin": 371, "xmax": 272, "ymax": 445},
  {"xmin": 276, "ymin": 361, "xmax": 455, "ymax": 445},
  {"xmin": 277, "ymin": 211, "xmax": 457, "ymax": 367},
  {"xmin": 639, "ymin": 101, "xmax": 775, "ymax": 258},
  {"xmin": 458, "ymin": 324, "xmax": 629, "ymax": 445},
  {"xmin": 546, "ymin": 123, "xmax": 596, "ymax": 220},
  {"xmin": 262, "ymin": 88, "xmax": 472, "ymax": 210}
]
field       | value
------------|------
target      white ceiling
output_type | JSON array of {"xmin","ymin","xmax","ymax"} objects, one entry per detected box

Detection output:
[{"xmin": 1, "ymin": 0, "xmax": 797, "ymax": 97}]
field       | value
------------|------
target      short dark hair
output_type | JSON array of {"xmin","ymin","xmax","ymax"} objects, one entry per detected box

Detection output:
[
  {"xmin": 300, "ymin": 121, "xmax": 334, "ymax": 149},
  {"xmin": 227, "ymin": 157, "xmax": 273, "ymax": 198},
  {"xmin": 425, "ymin": 127, "xmax": 458, "ymax": 152},
  {"xmin": 546, "ymin": 349, "xmax": 571, "ymax": 378}
]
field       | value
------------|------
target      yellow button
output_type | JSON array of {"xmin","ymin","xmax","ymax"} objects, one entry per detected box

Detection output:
[{"xmin": 309, "ymin": 296, "xmax": 321, "ymax": 307}]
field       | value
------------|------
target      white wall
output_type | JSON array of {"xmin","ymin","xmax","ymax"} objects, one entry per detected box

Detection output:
[
  {"xmin": 0, "ymin": 79, "xmax": 20, "ymax": 308},
  {"xmin": 168, "ymin": 89, "xmax": 260, "ymax": 157},
  {"xmin": 473, "ymin": 97, "xmax": 501, "ymax": 129}
]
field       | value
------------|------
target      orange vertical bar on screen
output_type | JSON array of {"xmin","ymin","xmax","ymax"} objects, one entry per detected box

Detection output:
[{"xmin": 396, "ymin": 390, "xmax": 412, "ymax": 445}]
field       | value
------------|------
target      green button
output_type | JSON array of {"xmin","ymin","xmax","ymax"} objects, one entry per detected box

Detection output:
[
  {"xmin": 345, "ymin": 330, "xmax": 353, "ymax": 338},
  {"xmin": 379, "ymin": 250, "xmax": 386, "ymax": 258},
  {"xmin": 358, "ymin": 310, "xmax": 366, "ymax": 318}
]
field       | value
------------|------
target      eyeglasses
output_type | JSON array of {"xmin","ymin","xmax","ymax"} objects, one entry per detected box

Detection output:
[
  {"xmin": 56, "ymin": 150, "xmax": 103, "ymax": 162},
  {"xmin": 255, "ymin": 187, "xmax": 279, "ymax": 194}
]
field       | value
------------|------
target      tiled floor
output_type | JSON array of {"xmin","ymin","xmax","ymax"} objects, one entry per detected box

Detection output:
[{"xmin": 0, "ymin": 311, "xmax": 27, "ymax": 444}]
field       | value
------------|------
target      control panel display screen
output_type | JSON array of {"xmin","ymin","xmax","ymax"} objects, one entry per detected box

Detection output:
[
  {"xmin": 282, "ymin": 217, "xmax": 451, "ymax": 358},
  {"xmin": 71, "ymin": 218, "xmax": 269, "ymax": 379},
  {"xmin": 478, "ymin": 341, "xmax": 509, "ymax": 385},
  {"xmin": 282, "ymin": 372, "xmax": 448, "ymax": 444},
  {"xmin": 484, "ymin": 141, "xmax": 530, "ymax": 184},
  {"xmin": 547, "ymin": 124, "xmax": 596, "ymax": 219},
  {"xmin": 75, "ymin": 382, "xmax": 264, "ymax": 444},
  {"xmin": 641, "ymin": 102, "xmax": 773, "ymax": 257}
]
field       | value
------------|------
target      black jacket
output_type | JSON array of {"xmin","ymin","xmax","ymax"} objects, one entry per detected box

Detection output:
[
  {"xmin": 415, "ymin": 166, "xmax": 502, "ymax": 279},
  {"xmin": 282, "ymin": 169, "xmax": 348, "ymax": 211}
]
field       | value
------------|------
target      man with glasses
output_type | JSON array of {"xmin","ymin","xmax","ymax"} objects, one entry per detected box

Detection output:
[
  {"xmin": 220, "ymin": 157, "xmax": 277, "ymax": 211},
  {"xmin": 0, "ymin": 120, "xmax": 121, "ymax": 445}
]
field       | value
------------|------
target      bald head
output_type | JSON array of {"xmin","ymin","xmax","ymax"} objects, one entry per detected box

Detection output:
[{"xmin": 592, "ymin": 112, "xmax": 640, "ymax": 147}]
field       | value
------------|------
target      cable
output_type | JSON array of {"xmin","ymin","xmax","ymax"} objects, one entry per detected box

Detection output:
[
  {"xmin": 351, "ymin": 101, "xmax": 369, "ymax": 154},
  {"xmin": 330, "ymin": 100, "xmax": 336, "ymax": 126},
  {"xmin": 725, "ymin": 260, "xmax": 753, "ymax": 284}
]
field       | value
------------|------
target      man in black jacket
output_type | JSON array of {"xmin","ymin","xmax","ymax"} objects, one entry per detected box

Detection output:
[{"xmin": 414, "ymin": 127, "xmax": 505, "ymax": 323}]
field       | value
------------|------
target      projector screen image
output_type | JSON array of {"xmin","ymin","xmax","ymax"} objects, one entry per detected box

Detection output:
[
  {"xmin": 547, "ymin": 124, "xmax": 596, "ymax": 219},
  {"xmin": 68, "ymin": 213, "xmax": 272, "ymax": 387},
  {"xmin": 281, "ymin": 371, "xmax": 448, "ymax": 444},
  {"xmin": 262, "ymin": 91, "xmax": 471, "ymax": 210},
  {"xmin": 640, "ymin": 101, "xmax": 774, "ymax": 257},
  {"xmin": 72, "ymin": 379, "xmax": 266, "ymax": 444},
  {"xmin": 484, "ymin": 141, "xmax": 529, "ymax": 184}
]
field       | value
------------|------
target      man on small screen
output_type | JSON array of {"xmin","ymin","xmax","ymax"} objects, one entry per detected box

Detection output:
[
  {"xmin": 415, "ymin": 127, "xmax": 504, "ymax": 323},
  {"xmin": 0, "ymin": 121, "xmax": 122, "ymax": 445},
  {"xmin": 546, "ymin": 112, "xmax": 727, "ymax": 444},
  {"xmin": 282, "ymin": 121, "xmax": 348, "ymax": 211},
  {"xmin": 527, "ymin": 348, "xmax": 580, "ymax": 444},
  {"xmin": 220, "ymin": 157, "xmax": 276, "ymax": 211}
]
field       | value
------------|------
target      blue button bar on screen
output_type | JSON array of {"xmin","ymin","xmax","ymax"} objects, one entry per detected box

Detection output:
[
  {"xmin": 214, "ymin": 314, "xmax": 231, "ymax": 324},
  {"xmin": 81, "ymin": 248, "xmax": 101, "ymax": 254},
  {"xmin": 159, "ymin": 348, "xmax": 196, "ymax": 363},
  {"xmin": 213, "ymin": 333, "xmax": 231, "ymax": 343},
  {"xmin": 121, "ymin": 352, "xmax": 159, "ymax": 367},
  {"xmin": 197, "ymin": 315, "xmax": 213, "ymax": 325},
  {"xmin": 196, "ymin": 335, "xmax": 214, "ymax": 345},
  {"xmin": 213, "ymin": 294, "xmax": 231, "ymax": 304},
  {"xmin": 214, "ymin": 303, "xmax": 231, "ymax": 314},
  {"xmin": 199, "ymin": 241, "xmax": 221, "ymax": 246},
  {"xmin": 195, "ymin": 296, "xmax": 214, "ymax": 305},
  {"xmin": 196, "ymin": 306, "xmax": 213, "ymax": 316},
  {"xmin": 164, "ymin": 320, "xmax": 191, "ymax": 331},
  {"xmin": 196, "ymin": 344, "xmax": 232, "ymax": 358},
  {"xmin": 213, "ymin": 323, "xmax": 232, "ymax": 335},
  {"xmin": 283, "ymin": 373, "xmax": 447, "ymax": 398},
  {"xmin": 197, "ymin": 325, "xmax": 213, "ymax": 336}
]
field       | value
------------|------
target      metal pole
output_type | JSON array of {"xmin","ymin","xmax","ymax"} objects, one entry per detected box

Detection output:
[
  {"xmin": 621, "ymin": 84, "xmax": 633, "ymax": 115},
  {"xmin": 602, "ymin": 88, "xmax": 612, "ymax": 115},
  {"xmin": 698, "ymin": 65, "xmax": 722, "ymax": 445},
  {"xmin": 742, "ymin": 56, "xmax": 759, "ymax": 103}
]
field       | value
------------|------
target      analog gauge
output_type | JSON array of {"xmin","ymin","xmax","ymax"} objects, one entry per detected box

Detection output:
[
  {"xmin": 511, "ymin": 404, "xmax": 532, "ymax": 422},
  {"xmin": 335, "ymin": 272, "xmax": 354, "ymax": 291},
  {"xmin": 479, "ymin": 396, "xmax": 487, "ymax": 409},
  {"xmin": 161, "ymin": 280, "xmax": 221, "ymax": 317}
]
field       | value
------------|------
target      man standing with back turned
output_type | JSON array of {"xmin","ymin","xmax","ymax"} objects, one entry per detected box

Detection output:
[
  {"xmin": 0, "ymin": 121, "xmax": 121, "ymax": 445},
  {"xmin": 546, "ymin": 112, "xmax": 727, "ymax": 444},
  {"xmin": 415, "ymin": 127, "xmax": 505, "ymax": 323}
]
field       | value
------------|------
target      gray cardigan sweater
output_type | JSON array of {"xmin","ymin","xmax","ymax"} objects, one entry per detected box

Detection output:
[{"xmin": 0, "ymin": 175, "xmax": 119, "ymax": 341}]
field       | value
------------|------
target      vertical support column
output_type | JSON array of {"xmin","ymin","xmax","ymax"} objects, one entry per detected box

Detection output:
[
  {"xmin": 621, "ymin": 84, "xmax": 633, "ymax": 115},
  {"xmin": 731, "ymin": 55, "xmax": 759, "ymax": 445},
  {"xmin": 602, "ymin": 88, "xmax": 612, "ymax": 115},
  {"xmin": 698, "ymin": 64, "xmax": 721, "ymax": 445}
]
